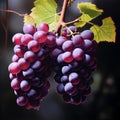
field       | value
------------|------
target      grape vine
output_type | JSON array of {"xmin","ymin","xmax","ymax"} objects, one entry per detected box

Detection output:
[{"xmin": 0, "ymin": 0, "xmax": 116, "ymax": 110}]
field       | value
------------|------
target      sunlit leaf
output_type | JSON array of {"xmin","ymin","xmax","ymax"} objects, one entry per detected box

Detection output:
[
  {"xmin": 75, "ymin": 2, "xmax": 103, "ymax": 27},
  {"xmin": 90, "ymin": 17, "xmax": 116, "ymax": 43},
  {"xmin": 24, "ymin": 0, "xmax": 60, "ymax": 31}
]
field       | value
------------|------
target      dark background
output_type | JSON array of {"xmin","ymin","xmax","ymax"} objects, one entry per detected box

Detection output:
[{"xmin": 0, "ymin": 0, "xmax": 120, "ymax": 120}]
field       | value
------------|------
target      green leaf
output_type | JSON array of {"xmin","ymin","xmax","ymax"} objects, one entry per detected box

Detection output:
[
  {"xmin": 90, "ymin": 17, "xmax": 116, "ymax": 43},
  {"xmin": 74, "ymin": 2, "xmax": 103, "ymax": 27},
  {"xmin": 24, "ymin": 0, "xmax": 60, "ymax": 31}
]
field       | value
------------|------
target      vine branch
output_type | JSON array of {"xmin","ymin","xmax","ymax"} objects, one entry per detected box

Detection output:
[{"xmin": 54, "ymin": 0, "xmax": 68, "ymax": 33}]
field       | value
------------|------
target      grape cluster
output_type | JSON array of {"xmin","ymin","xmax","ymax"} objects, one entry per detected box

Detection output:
[
  {"xmin": 8, "ymin": 23, "xmax": 55, "ymax": 110},
  {"xmin": 8, "ymin": 23, "xmax": 97, "ymax": 110},
  {"xmin": 51, "ymin": 26, "xmax": 97, "ymax": 105}
]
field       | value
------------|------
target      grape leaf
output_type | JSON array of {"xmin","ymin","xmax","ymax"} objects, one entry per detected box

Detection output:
[
  {"xmin": 74, "ymin": 2, "xmax": 103, "ymax": 27},
  {"xmin": 90, "ymin": 17, "xmax": 116, "ymax": 43},
  {"xmin": 24, "ymin": 0, "xmax": 60, "ymax": 31}
]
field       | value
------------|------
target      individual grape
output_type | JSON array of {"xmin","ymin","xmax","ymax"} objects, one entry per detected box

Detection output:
[
  {"xmin": 21, "ymin": 34, "xmax": 33, "ymax": 46},
  {"xmin": 83, "ymin": 39, "xmax": 94, "ymax": 52},
  {"xmin": 24, "ymin": 51, "xmax": 36, "ymax": 63},
  {"xmin": 23, "ymin": 24, "xmax": 36, "ymax": 35},
  {"xmin": 50, "ymin": 48, "xmax": 62, "ymax": 58},
  {"xmin": 33, "ymin": 31, "xmax": 47, "ymax": 43},
  {"xmin": 31, "ymin": 60, "xmax": 41, "ymax": 70},
  {"xmin": 22, "ymin": 68, "xmax": 34, "ymax": 78},
  {"xmin": 37, "ymin": 23, "xmax": 49, "ymax": 32},
  {"xmin": 37, "ymin": 48, "xmax": 46, "ymax": 60},
  {"xmin": 62, "ymin": 52, "xmax": 73, "ymax": 63},
  {"xmin": 72, "ymin": 48, "xmax": 84, "ymax": 61},
  {"xmin": 61, "ymin": 28, "xmax": 67, "ymax": 37},
  {"xmin": 80, "ymin": 30, "xmax": 94, "ymax": 40},
  {"xmin": 61, "ymin": 75, "xmax": 68, "ymax": 83},
  {"xmin": 62, "ymin": 40, "xmax": 74, "ymax": 51},
  {"xmin": 57, "ymin": 84, "xmax": 65, "ymax": 94},
  {"xmin": 57, "ymin": 53, "xmax": 64, "ymax": 63},
  {"xmin": 18, "ymin": 58, "xmax": 30, "ymax": 70},
  {"xmin": 64, "ymin": 82, "xmax": 75, "ymax": 94},
  {"xmin": 46, "ymin": 35, "xmax": 56, "ymax": 47},
  {"xmin": 12, "ymin": 54, "xmax": 19, "ymax": 62},
  {"xmin": 16, "ymin": 96, "xmax": 28, "ymax": 107},
  {"xmin": 67, "ymin": 25, "xmax": 77, "ymax": 35},
  {"xmin": 20, "ymin": 80, "xmax": 31, "ymax": 91},
  {"xmin": 84, "ymin": 54, "xmax": 94, "ymax": 67},
  {"xmin": 28, "ymin": 40, "xmax": 41, "ymax": 52},
  {"xmin": 68, "ymin": 26, "xmax": 77, "ymax": 33},
  {"xmin": 72, "ymin": 34, "xmax": 84, "ymax": 47},
  {"xmin": 12, "ymin": 33, "xmax": 23, "ymax": 45},
  {"xmin": 8, "ymin": 62, "xmax": 21, "ymax": 74},
  {"xmin": 14, "ymin": 46, "xmax": 25, "ymax": 57},
  {"xmin": 56, "ymin": 36, "xmax": 67, "ymax": 46},
  {"xmin": 62, "ymin": 65, "xmax": 71, "ymax": 74},
  {"xmin": 11, "ymin": 78, "xmax": 20, "ymax": 90},
  {"xmin": 69, "ymin": 72, "xmax": 80, "ymax": 85}
]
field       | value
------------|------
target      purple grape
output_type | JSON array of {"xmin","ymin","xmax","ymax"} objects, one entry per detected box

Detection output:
[
  {"xmin": 33, "ymin": 31, "xmax": 47, "ymax": 43},
  {"xmin": 62, "ymin": 40, "xmax": 74, "ymax": 51},
  {"xmin": 64, "ymin": 82, "xmax": 75, "ymax": 94},
  {"xmin": 11, "ymin": 78, "xmax": 20, "ymax": 90},
  {"xmin": 72, "ymin": 48, "xmax": 84, "ymax": 61},
  {"xmin": 12, "ymin": 33, "xmax": 23, "ymax": 45},
  {"xmin": 28, "ymin": 40, "xmax": 41, "ymax": 52},
  {"xmin": 61, "ymin": 75, "xmax": 68, "ymax": 83},
  {"xmin": 57, "ymin": 84, "xmax": 65, "ymax": 94},
  {"xmin": 31, "ymin": 60, "xmax": 41, "ymax": 70},
  {"xmin": 23, "ymin": 24, "xmax": 36, "ymax": 35},
  {"xmin": 12, "ymin": 54, "xmax": 19, "ymax": 62},
  {"xmin": 81, "ymin": 30, "xmax": 94, "ymax": 40},
  {"xmin": 16, "ymin": 96, "xmax": 28, "ymax": 106},
  {"xmin": 46, "ymin": 35, "xmax": 56, "ymax": 47},
  {"xmin": 62, "ymin": 65, "xmax": 71, "ymax": 74},
  {"xmin": 14, "ymin": 46, "xmax": 25, "ymax": 57},
  {"xmin": 50, "ymin": 48, "xmax": 62, "ymax": 58},
  {"xmin": 72, "ymin": 34, "xmax": 84, "ymax": 47},
  {"xmin": 56, "ymin": 36, "xmax": 67, "ymax": 46},
  {"xmin": 8, "ymin": 62, "xmax": 21, "ymax": 74},
  {"xmin": 18, "ymin": 58, "xmax": 30, "ymax": 70},
  {"xmin": 68, "ymin": 26, "xmax": 77, "ymax": 33},
  {"xmin": 22, "ymin": 68, "xmax": 34, "ymax": 78},
  {"xmin": 37, "ymin": 23, "xmax": 49, "ymax": 32},
  {"xmin": 20, "ymin": 80, "xmax": 31, "ymax": 91},
  {"xmin": 69, "ymin": 72, "xmax": 80, "ymax": 85},
  {"xmin": 24, "ymin": 51, "xmax": 36, "ymax": 63},
  {"xmin": 62, "ymin": 52, "xmax": 73, "ymax": 63}
]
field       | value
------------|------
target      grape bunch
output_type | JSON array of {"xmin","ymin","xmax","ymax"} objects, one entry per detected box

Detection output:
[
  {"xmin": 8, "ymin": 23, "xmax": 55, "ymax": 110},
  {"xmin": 51, "ymin": 26, "xmax": 97, "ymax": 105},
  {"xmin": 8, "ymin": 23, "xmax": 97, "ymax": 110}
]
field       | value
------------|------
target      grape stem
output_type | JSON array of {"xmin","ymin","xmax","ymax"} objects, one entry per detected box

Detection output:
[{"xmin": 54, "ymin": 0, "xmax": 68, "ymax": 33}]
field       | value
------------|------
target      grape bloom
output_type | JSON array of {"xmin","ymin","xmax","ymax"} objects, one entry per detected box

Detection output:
[{"xmin": 8, "ymin": 23, "xmax": 97, "ymax": 110}]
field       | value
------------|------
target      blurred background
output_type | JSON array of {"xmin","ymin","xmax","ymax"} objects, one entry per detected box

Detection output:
[{"xmin": 0, "ymin": 0, "xmax": 120, "ymax": 120}]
